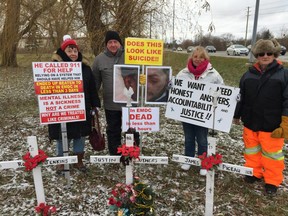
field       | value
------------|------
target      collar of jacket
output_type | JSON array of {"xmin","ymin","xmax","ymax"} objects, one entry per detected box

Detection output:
[
  {"xmin": 52, "ymin": 48, "xmax": 90, "ymax": 65},
  {"xmin": 104, "ymin": 47, "xmax": 124, "ymax": 57},
  {"xmin": 250, "ymin": 59, "xmax": 282, "ymax": 74}
]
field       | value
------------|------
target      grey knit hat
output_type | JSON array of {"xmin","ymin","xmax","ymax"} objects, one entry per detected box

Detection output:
[{"xmin": 252, "ymin": 38, "xmax": 281, "ymax": 58}]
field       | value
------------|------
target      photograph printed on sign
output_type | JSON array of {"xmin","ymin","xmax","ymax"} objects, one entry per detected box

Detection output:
[
  {"xmin": 145, "ymin": 66, "xmax": 172, "ymax": 104},
  {"xmin": 113, "ymin": 65, "xmax": 140, "ymax": 104}
]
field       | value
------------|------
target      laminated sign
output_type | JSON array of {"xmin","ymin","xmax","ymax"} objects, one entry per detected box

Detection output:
[
  {"xmin": 32, "ymin": 62, "xmax": 86, "ymax": 124},
  {"xmin": 165, "ymin": 77, "xmax": 240, "ymax": 133}
]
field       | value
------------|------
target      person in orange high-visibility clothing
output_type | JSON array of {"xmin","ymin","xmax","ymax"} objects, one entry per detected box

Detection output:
[{"xmin": 234, "ymin": 38, "xmax": 287, "ymax": 196}]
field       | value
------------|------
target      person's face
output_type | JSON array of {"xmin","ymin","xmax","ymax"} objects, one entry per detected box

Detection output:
[
  {"xmin": 64, "ymin": 46, "xmax": 78, "ymax": 61},
  {"xmin": 123, "ymin": 75, "xmax": 138, "ymax": 100},
  {"xmin": 192, "ymin": 51, "xmax": 205, "ymax": 66},
  {"xmin": 256, "ymin": 52, "xmax": 275, "ymax": 68},
  {"xmin": 147, "ymin": 69, "xmax": 169, "ymax": 101},
  {"xmin": 107, "ymin": 39, "xmax": 121, "ymax": 55}
]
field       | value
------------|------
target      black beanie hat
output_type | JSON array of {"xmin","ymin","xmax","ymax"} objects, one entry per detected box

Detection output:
[{"xmin": 105, "ymin": 30, "xmax": 122, "ymax": 45}]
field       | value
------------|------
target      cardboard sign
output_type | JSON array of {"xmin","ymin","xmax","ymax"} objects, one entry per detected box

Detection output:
[
  {"xmin": 124, "ymin": 38, "xmax": 163, "ymax": 65},
  {"xmin": 122, "ymin": 107, "xmax": 159, "ymax": 132},
  {"xmin": 165, "ymin": 77, "xmax": 240, "ymax": 133}
]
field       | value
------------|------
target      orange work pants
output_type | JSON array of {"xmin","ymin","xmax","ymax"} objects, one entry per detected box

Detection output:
[{"xmin": 243, "ymin": 127, "xmax": 285, "ymax": 186}]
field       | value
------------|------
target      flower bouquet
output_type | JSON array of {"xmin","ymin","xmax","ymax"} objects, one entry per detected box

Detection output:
[
  {"xmin": 108, "ymin": 178, "xmax": 155, "ymax": 215},
  {"xmin": 199, "ymin": 152, "xmax": 222, "ymax": 171},
  {"xmin": 117, "ymin": 144, "xmax": 140, "ymax": 166},
  {"xmin": 22, "ymin": 149, "xmax": 48, "ymax": 171},
  {"xmin": 35, "ymin": 203, "xmax": 56, "ymax": 216}
]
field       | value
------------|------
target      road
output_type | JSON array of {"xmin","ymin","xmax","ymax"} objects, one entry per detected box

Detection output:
[{"xmin": 177, "ymin": 50, "xmax": 288, "ymax": 62}]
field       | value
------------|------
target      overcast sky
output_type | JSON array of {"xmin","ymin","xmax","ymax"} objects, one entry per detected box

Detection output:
[{"xmin": 166, "ymin": 0, "xmax": 288, "ymax": 42}]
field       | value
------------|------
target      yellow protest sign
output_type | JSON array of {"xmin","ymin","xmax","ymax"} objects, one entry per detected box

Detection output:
[{"xmin": 125, "ymin": 38, "xmax": 163, "ymax": 65}]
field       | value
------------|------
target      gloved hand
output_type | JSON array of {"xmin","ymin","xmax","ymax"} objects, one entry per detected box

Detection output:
[
  {"xmin": 139, "ymin": 74, "xmax": 146, "ymax": 85},
  {"xmin": 271, "ymin": 116, "xmax": 288, "ymax": 138}
]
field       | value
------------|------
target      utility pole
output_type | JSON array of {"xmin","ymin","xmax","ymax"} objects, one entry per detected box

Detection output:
[
  {"xmin": 172, "ymin": 0, "xmax": 175, "ymax": 50},
  {"xmin": 244, "ymin": 7, "xmax": 250, "ymax": 47},
  {"xmin": 249, "ymin": 0, "xmax": 260, "ymax": 63}
]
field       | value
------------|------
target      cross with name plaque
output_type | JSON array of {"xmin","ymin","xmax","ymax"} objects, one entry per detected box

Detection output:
[
  {"xmin": 90, "ymin": 133, "xmax": 168, "ymax": 184},
  {"xmin": 0, "ymin": 136, "xmax": 77, "ymax": 205},
  {"xmin": 172, "ymin": 137, "xmax": 253, "ymax": 216}
]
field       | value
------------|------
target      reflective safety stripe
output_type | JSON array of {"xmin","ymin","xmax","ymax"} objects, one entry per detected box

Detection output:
[
  {"xmin": 244, "ymin": 145, "xmax": 261, "ymax": 155},
  {"xmin": 262, "ymin": 149, "xmax": 284, "ymax": 161}
]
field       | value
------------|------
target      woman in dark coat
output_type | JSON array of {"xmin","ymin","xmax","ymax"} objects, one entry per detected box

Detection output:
[{"xmin": 48, "ymin": 35, "xmax": 101, "ymax": 173}]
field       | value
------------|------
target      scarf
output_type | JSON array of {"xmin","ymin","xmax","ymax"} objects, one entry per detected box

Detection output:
[{"xmin": 187, "ymin": 59, "xmax": 209, "ymax": 79}]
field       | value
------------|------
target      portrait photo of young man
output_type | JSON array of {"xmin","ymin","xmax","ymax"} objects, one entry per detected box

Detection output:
[{"xmin": 145, "ymin": 66, "xmax": 172, "ymax": 104}]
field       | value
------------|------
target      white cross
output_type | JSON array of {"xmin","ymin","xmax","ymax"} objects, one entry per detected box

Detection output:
[
  {"xmin": 0, "ymin": 136, "xmax": 77, "ymax": 205},
  {"xmin": 172, "ymin": 137, "xmax": 253, "ymax": 216},
  {"xmin": 90, "ymin": 134, "xmax": 168, "ymax": 185}
]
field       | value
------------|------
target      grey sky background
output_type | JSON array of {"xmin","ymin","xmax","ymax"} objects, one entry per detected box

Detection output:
[{"xmin": 164, "ymin": 0, "xmax": 288, "ymax": 42}]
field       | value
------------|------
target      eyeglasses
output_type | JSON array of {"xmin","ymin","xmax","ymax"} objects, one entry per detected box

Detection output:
[{"xmin": 257, "ymin": 52, "xmax": 273, "ymax": 57}]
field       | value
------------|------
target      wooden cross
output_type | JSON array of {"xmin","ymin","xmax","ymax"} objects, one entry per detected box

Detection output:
[
  {"xmin": 172, "ymin": 137, "xmax": 253, "ymax": 216},
  {"xmin": 0, "ymin": 136, "xmax": 77, "ymax": 205},
  {"xmin": 90, "ymin": 134, "xmax": 168, "ymax": 185}
]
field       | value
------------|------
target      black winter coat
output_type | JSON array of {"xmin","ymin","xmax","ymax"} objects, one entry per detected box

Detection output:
[
  {"xmin": 234, "ymin": 60, "xmax": 288, "ymax": 132},
  {"xmin": 48, "ymin": 48, "xmax": 101, "ymax": 140}
]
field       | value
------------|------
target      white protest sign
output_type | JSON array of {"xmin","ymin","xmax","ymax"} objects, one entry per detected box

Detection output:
[
  {"xmin": 38, "ymin": 93, "xmax": 86, "ymax": 124},
  {"xmin": 122, "ymin": 107, "xmax": 159, "ymax": 132},
  {"xmin": 165, "ymin": 77, "xmax": 240, "ymax": 133},
  {"xmin": 32, "ymin": 62, "xmax": 82, "ymax": 84},
  {"xmin": 32, "ymin": 62, "xmax": 86, "ymax": 124}
]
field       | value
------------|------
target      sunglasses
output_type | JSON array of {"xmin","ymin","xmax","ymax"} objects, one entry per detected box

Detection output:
[{"xmin": 257, "ymin": 52, "xmax": 273, "ymax": 57}]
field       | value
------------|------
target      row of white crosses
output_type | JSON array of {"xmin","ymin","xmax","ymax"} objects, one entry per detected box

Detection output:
[{"xmin": 0, "ymin": 136, "xmax": 77, "ymax": 205}]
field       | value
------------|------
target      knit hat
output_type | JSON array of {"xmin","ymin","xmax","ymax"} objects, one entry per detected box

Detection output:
[
  {"xmin": 61, "ymin": 35, "xmax": 79, "ymax": 51},
  {"xmin": 105, "ymin": 30, "xmax": 122, "ymax": 45},
  {"xmin": 252, "ymin": 38, "xmax": 281, "ymax": 57}
]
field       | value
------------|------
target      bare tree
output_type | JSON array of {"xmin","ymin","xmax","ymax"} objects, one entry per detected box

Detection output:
[
  {"xmin": 1, "ymin": 0, "xmax": 20, "ymax": 67},
  {"xmin": 80, "ymin": 0, "xmax": 164, "ymax": 56},
  {"xmin": 0, "ymin": 0, "xmax": 57, "ymax": 67},
  {"xmin": 80, "ymin": 0, "xmax": 105, "ymax": 55}
]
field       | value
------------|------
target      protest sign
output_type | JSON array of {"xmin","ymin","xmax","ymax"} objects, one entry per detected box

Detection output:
[
  {"xmin": 32, "ymin": 62, "xmax": 86, "ymax": 124},
  {"xmin": 122, "ymin": 107, "xmax": 159, "ymax": 132},
  {"xmin": 124, "ymin": 38, "xmax": 163, "ymax": 65},
  {"xmin": 165, "ymin": 77, "xmax": 240, "ymax": 133}
]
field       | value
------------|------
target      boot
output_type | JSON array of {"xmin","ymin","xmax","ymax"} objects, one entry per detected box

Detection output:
[{"xmin": 74, "ymin": 152, "xmax": 87, "ymax": 173}]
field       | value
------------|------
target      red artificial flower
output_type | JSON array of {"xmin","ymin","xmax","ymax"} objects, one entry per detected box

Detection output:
[
  {"xmin": 199, "ymin": 152, "xmax": 223, "ymax": 171},
  {"xmin": 117, "ymin": 144, "xmax": 140, "ymax": 160},
  {"xmin": 198, "ymin": 152, "xmax": 207, "ymax": 160},
  {"xmin": 22, "ymin": 150, "xmax": 48, "ymax": 172},
  {"xmin": 108, "ymin": 197, "xmax": 116, "ymax": 205},
  {"xmin": 35, "ymin": 202, "xmax": 56, "ymax": 216}
]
